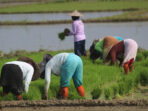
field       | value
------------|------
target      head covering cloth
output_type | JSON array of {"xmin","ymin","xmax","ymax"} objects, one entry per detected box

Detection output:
[{"xmin": 17, "ymin": 57, "xmax": 40, "ymax": 81}]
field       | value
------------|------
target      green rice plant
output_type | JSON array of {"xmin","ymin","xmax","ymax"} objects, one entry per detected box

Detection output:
[
  {"xmin": 23, "ymin": 79, "xmax": 44, "ymax": 100},
  {"xmin": 58, "ymin": 32, "xmax": 66, "ymax": 41},
  {"xmin": 134, "ymin": 73, "xmax": 141, "ymax": 87},
  {"xmin": 0, "ymin": 93, "xmax": 15, "ymax": 101},
  {"xmin": 118, "ymin": 73, "xmax": 137, "ymax": 96},
  {"xmin": 142, "ymin": 50, "xmax": 148, "ymax": 58},
  {"xmin": 111, "ymin": 84, "xmax": 120, "ymax": 98},
  {"xmin": 138, "ymin": 58, "xmax": 148, "ymax": 67},
  {"xmin": 139, "ymin": 70, "xmax": 148, "ymax": 86},
  {"xmin": 118, "ymin": 82, "xmax": 127, "ymax": 96},
  {"xmin": 0, "ymin": 50, "xmax": 147, "ymax": 100},
  {"xmin": 91, "ymin": 87, "xmax": 102, "ymax": 99},
  {"xmin": 104, "ymin": 88, "xmax": 113, "ymax": 100},
  {"xmin": 125, "ymin": 79, "xmax": 134, "ymax": 93},
  {"xmin": 136, "ymin": 53, "xmax": 144, "ymax": 62}
]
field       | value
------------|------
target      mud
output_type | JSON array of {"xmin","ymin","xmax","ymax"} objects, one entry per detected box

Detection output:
[
  {"xmin": 1, "ymin": 106, "xmax": 148, "ymax": 111},
  {"xmin": 0, "ymin": 99, "xmax": 148, "ymax": 111}
]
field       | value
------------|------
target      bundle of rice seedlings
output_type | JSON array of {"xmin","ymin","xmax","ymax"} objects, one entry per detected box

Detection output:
[{"xmin": 58, "ymin": 32, "xmax": 66, "ymax": 41}]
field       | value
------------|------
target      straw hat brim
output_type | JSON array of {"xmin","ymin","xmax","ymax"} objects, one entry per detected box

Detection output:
[
  {"xmin": 103, "ymin": 45, "xmax": 113, "ymax": 61},
  {"xmin": 17, "ymin": 57, "xmax": 40, "ymax": 81},
  {"xmin": 68, "ymin": 10, "xmax": 83, "ymax": 17}
]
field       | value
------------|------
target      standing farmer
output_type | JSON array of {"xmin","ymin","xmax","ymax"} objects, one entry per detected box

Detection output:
[
  {"xmin": 39, "ymin": 53, "xmax": 85, "ymax": 99},
  {"xmin": 64, "ymin": 10, "xmax": 87, "ymax": 56},
  {"xmin": 0, "ymin": 57, "xmax": 40, "ymax": 100}
]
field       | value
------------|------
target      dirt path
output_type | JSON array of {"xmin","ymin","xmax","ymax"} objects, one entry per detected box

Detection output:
[
  {"xmin": 1, "ymin": 87, "xmax": 148, "ymax": 111},
  {"xmin": 0, "ymin": 99, "xmax": 148, "ymax": 111},
  {"xmin": 2, "ymin": 106, "xmax": 148, "ymax": 111}
]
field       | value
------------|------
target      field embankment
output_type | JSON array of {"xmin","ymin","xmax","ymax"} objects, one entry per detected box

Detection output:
[
  {"xmin": 0, "ymin": 0, "xmax": 147, "ymax": 13},
  {"xmin": 0, "ymin": 10, "xmax": 148, "ymax": 25},
  {"xmin": 0, "ymin": 0, "xmax": 148, "ymax": 24}
]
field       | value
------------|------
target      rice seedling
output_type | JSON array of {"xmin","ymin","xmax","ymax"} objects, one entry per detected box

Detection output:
[{"xmin": 0, "ymin": 49, "xmax": 147, "ymax": 100}]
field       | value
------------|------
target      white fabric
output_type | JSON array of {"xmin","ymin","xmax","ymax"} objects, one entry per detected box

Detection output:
[
  {"xmin": 44, "ymin": 53, "xmax": 69, "ymax": 94},
  {"xmin": 123, "ymin": 39, "xmax": 138, "ymax": 63},
  {"xmin": 6, "ymin": 61, "xmax": 34, "ymax": 93}
]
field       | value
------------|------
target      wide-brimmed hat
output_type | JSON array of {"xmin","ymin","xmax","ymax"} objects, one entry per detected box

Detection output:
[
  {"xmin": 68, "ymin": 10, "xmax": 83, "ymax": 17},
  {"xmin": 17, "ymin": 57, "xmax": 40, "ymax": 81},
  {"xmin": 103, "ymin": 45, "xmax": 113, "ymax": 61}
]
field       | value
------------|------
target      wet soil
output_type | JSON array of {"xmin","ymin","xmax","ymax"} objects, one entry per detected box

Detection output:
[
  {"xmin": 0, "ymin": 99, "xmax": 148, "ymax": 111},
  {"xmin": 0, "ymin": 86, "xmax": 148, "ymax": 111},
  {"xmin": 1, "ymin": 106, "xmax": 148, "ymax": 111}
]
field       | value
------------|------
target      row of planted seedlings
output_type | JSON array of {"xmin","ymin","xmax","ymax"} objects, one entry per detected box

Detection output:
[
  {"xmin": 0, "ymin": 49, "xmax": 148, "ymax": 100},
  {"xmin": 90, "ymin": 49, "xmax": 148, "ymax": 100}
]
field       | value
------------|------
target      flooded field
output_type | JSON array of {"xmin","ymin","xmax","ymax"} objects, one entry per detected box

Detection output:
[
  {"xmin": 0, "ymin": 21, "xmax": 147, "ymax": 53},
  {"xmin": 0, "ymin": 11, "xmax": 124, "ymax": 22}
]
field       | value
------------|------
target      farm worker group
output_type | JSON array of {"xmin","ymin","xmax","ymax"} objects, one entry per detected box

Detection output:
[
  {"xmin": 89, "ymin": 36, "xmax": 138, "ymax": 74},
  {"xmin": 0, "ymin": 10, "xmax": 138, "ymax": 100},
  {"xmin": 89, "ymin": 36, "xmax": 123, "ymax": 61}
]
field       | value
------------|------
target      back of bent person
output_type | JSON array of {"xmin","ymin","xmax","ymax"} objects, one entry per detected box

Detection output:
[{"xmin": 40, "ymin": 53, "xmax": 85, "ymax": 99}]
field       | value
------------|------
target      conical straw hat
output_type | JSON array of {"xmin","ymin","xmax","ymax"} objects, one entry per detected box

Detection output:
[{"xmin": 69, "ymin": 10, "xmax": 83, "ymax": 17}]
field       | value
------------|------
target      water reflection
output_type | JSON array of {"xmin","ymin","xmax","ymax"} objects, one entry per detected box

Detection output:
[
  {"xmin": 0, "ymin": 22, "xmax": 147, "ymax": 53},
  {"xmin": 0, "ymin": 11, "xmax": 123, "ymax": 22}
]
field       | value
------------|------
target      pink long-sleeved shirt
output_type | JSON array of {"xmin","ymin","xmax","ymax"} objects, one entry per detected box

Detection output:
[{"xmin": 69, "ymin": 19, "xmax": 86, "ymax": 42}]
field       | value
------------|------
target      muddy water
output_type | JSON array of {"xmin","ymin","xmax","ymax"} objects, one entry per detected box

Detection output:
[
  {"xmin": 0, "ymin": 11, "xmax": 123, "ymax": 22},
  {"xmin": 0, "ymin": 22, "xmax": 147, "ymax": 53}
]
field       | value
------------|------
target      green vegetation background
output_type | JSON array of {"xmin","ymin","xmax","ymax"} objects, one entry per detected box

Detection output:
[
  {"xmin": 0, "ymin": 49, "xmax": 148, "ymax": 100},
  {"xmin": 0, "ymin": 0, "xmax": 148, "ymax": 24},
  {"xmin": 0, "ymin": 0, "xmax": 148, "ymax": 13}
]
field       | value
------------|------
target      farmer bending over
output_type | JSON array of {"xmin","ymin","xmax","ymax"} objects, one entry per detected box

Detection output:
[
  {"xmin": 0, "ymin": 57, "xmax": 40, "ymax": 100},
  {"xmin": 104, "ymin": 39, "xmax": 138, "ymax": 74},
  {"xmin": 39, "ymin": 53, "xmax": 85, "ymax": 99},
  {"xmin": 90, "ymin": 36, "xmax": 123, "ymax": 62}
]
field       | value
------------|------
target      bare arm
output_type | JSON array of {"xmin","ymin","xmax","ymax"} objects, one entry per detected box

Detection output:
[{"xmin": 44, "ymin": 66, "xmax": 51, "ymax": 100}]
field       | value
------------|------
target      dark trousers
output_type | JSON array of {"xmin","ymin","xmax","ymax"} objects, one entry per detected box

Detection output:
[
  {"xmin": 1, "ymin": 64, "xmax": 23, "ymax": 95},
  {"xmin": 74, "ymin": 40, "xmax": 86, "ymax": 56}
]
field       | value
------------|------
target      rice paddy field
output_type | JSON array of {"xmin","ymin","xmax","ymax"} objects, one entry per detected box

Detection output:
[
  {"xmin": 0, "ymin": 49, "xmax": 148, "ymax": 101},
  {"xmin": 0, "ymin": 1, "xmax": 148, "ymax": 111},
  {"xmin": 0, "ymin": 0, "xmax": 148, "ymax": 13},
  {"xmin": 0, "ymin": 0, "xmax": 148, "ymax": 24}
]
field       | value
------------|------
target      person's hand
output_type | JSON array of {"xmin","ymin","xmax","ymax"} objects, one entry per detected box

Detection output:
[{"xmin": 64, "ymin": 28, "xmax": 70, "ymax": 36}]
